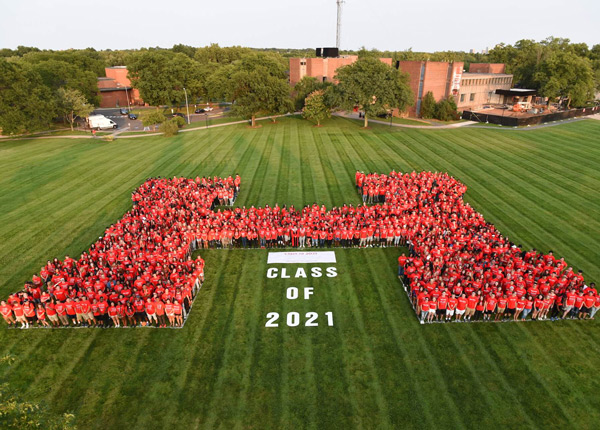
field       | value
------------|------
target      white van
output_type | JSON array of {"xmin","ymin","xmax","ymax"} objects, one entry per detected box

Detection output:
[{"xmin": 88, "ymin": 115, "xmax": 117, "ymax": 130}]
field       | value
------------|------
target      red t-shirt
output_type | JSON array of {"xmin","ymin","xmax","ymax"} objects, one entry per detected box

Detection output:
[{"xmin": 457, "ymin": 297, "xmax": 468, "ymax": 311}]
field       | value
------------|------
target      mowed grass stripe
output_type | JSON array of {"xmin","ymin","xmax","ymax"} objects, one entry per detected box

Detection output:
[
  {"xmin": 1, "ymin": 117, "xmax": 600, "ymax": 429},
  {"xmin": 426, "ymin": 132, "xmax": 599, "ymax": 271}
]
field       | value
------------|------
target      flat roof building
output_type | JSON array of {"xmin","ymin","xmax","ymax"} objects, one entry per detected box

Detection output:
[
  {"xmin": 396, "ymin": 60, "xmax": 464, "ymax": 117},
  {"xmin": 98, "ymin": 66, "xmax": 143, "ymax": 108},
  {"xmin": 289, "ymin": 56, "xmax": 393, "ymax": 87},
  {"xmin": 456, "ymin": 72, "xmax": 513, "ymax": 111}
]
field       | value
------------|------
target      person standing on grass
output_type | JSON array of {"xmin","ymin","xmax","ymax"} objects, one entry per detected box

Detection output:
[
  {"xmin": 23, "ymin": 300, "xmax": 36, "ymax": 327},
  {"xmin": 455, "ymin": 294, "xmax": 467, "ymax": 322},
  {"xmin": 36, "ymin": 304, "xmax": 50, "ymax": 327},
  {"xmin": 532, "ymin": 295, "xmax": 544, "ymax": 321},
  {"xmin": 165, "ymin": 299, "xmax": 175, "ymax": 327},
  {"xmin": 562, "ymin": 288, "xmax": 577, "ymax": 319},
  {"xmin": 45, "ymin": 300, "xmax": 60, "ymax": 327},
  {"xmin": 475, "ymin": 298, "xmax": 485, "ymax": 321},
  {"xmin": 1, "ymin": 301, "xmax": 15, "ymax": 327},
  {"xmin": 427, "ymin": 297, "xmax": 437, "ymax": 323},
  {"xmin": 522, "ymin": 295, "xmax": 534, "ymax": 320},
  {"xmin": 496, "ymin": 295, "xmax": 507, "ymax": 321},
  {"xmin": 484, "ymin": 293, "xmax": 496, "ymax": 321},
  {"xmin": 515, "ymin": 296, "xmax": 525, "ymax": 321},
  {"xmin": 420, "ymin": 298, "xmax": 430, "ymax": 324},
  {"xmin": 465, "ymin": 292, "xmax": 478, "ymax": 321},
  {"xmin": 591, "ymin": 293, "xmax": 600, "ymax": 320},
  {"xmin": 446, "ymin": 294, "xmax": 457, "ymax": 322},
  {"xmin": 145, "ymin": 298, "xmax": 157, "ymax": 327},
  {"xmin": 108, "ymin": 302, "xmax": 119, "ymax": 327},
  {"xmin": 173, "ymin": 300, "xmax": 183, "ymax": 327}
]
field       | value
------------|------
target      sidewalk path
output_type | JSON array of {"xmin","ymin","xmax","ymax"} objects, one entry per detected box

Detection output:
[{"xmin": 335, "ymin": 111, "xmax": 597, "ymax": 131}]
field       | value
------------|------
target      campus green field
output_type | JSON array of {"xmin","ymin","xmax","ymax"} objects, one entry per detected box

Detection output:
[{"xmin": 0, "ymin": 116, "xmax": 599, "ymax": 429}]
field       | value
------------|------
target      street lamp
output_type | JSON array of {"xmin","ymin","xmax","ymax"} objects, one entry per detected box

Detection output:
[
  {"xmin": 205, "ymin": 113, "xmax": 209, "ymax": 129},
  {"xmin": 124, "ymin": 86, "xmax": 131, "ymax": 113},
  {"xmin": 183, "ymin": 87, "xmax": 191, "ymax": 125}
]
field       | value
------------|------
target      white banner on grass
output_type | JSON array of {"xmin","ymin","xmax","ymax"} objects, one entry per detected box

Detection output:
[{"xmin": 267, "ymin": 251, "xmax": 336, "ymax": 264}]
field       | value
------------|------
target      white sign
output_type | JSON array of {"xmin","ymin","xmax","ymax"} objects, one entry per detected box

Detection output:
[{"xmin": 267, "ymin": 251, "xmax": 336, "ymax": 264}]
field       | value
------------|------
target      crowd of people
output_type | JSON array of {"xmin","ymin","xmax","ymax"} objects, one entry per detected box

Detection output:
[{"xmin": 1, "ymin": 170, "xmax": 592, "ymax": 328}]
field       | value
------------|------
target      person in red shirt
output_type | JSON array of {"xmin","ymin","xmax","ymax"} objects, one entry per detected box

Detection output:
[
  {"xmin": 36, "ymin": 304, "xmax": 50, "ymax": 327},
  {"xmin": 12, "ymin": 302, "xmax": 27, "ymax": 328},
  {"xmin": 515, "ymin": 296, "xmax": 526, "ymax": 321},
  {"xmin": 165, "ymin": 299, "xmax": 175, "ymax": 327},
  {"xmin": 45, "ymin": 300, "xmax": 59, "ymax": 327},
  {"xmin": 495, "ymin": 295, "xmax": 508, "ymax": 322},
  {"xmin": 506, "ymin": 293, "xmax": 518, "ymax": 320},
  {"xmin": 108, "ymin": 302, "xmax": 120, "ymax": 327},
  {"xmin": 427, "ymin": 297, "xmax": 438, "ymax": 323},
  {"xmin": 532, "ymin": 295, "xmax": 545, "ymax": 321},
  {"xmin": 446, "ymin": 295, "xmax": 458, "ymax": 322},
  {"xmin": 562, "ymin": 288, "xmax": 577, "ymax": 319},
  {"xmin": 0, "ymin": 301, "xmax": 15, "ymax": 327},
  {"xmin": 455, "ymin": 294, "xmax": 468, "ymax": 321},
  {"xmin": 145, "ymin": 298, "xmax": 157, "ymax": 326},
  {"xmin": 23, "ymin": 300, "xmax": 36, "ymax": 327},
  {"xmin": 173, "ymin": 300, "xmax": 183, "ymax": 327},
  {"xmin": 154, "ymin": 298, "xmax": 166, "ymax": 328},
  {"xmin": 464, "ymin": 293, "xmax": 478, "ymax": 321},
  {"xmin": 474, "ymin": 297, "xmax": 485, "ymax": 321},
  {"xmin": 420, "ymin": 298, "xmax": 430, "ymax": 324},
  {"xmin": 580, "ymin": 291, "xmax": 596, "ymax": 320},
  {"xmin": 437, "ymin": 294, "xmax": 448, "ymax": 322},
  {"xmin": 522, "ymin": 295, "xmax": 534, "ymax": 321}
]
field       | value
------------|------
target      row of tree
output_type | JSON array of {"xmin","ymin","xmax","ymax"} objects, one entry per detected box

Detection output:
[
  {"xmin": 0, "ymin": 49, "xmax": 103, "ymax": 134},
  {"xmin": 1, "ymin": 38, "xmax": 598, "ymax": 134}
]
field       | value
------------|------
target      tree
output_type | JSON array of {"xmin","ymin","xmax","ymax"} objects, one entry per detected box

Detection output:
[
  {"xmin": 303, "ymin": 90, "xmax": 330, "ymax": 126},
  {"xmin": 0, "ymin": 59, "xmax": 56, "ymax": 135},
  {"xmin": 435, "ymin": 97, "xmax": 459, "ymax": 121},
  {"xmin": 140, "ymin": 110, "xmax": 166, "ymax": 131},
  {"xmin": 0, "ymin": 355, "xmax": 77, "ymax": 429},
  {"xmin": 159, "ymin": 119, "xmax": 180, "ymax": 137},
  {"xmin": 292, "ymin": 76, "xmax": 335, "ymax": 111},
  {"xmin": 420, "ymin": 91, "xmax": 436, "ymax": 119},
  {"xmin": 56, "ymin": 88, "xmax": 94, "ymax": 131},
  {"xmin": 335, "ymin": 57, "xmax": 413, "ymax": 128},
  {"xmin": 533, "ymin": 49, "xmax": 595, "ymax": 107},
  {"xmin": 127, "ymin": 51, "xmax": 204, "ymax": 106},
  {"xmin": 208, "ymin": 53, "xmax": 292, "ymax": 127}
]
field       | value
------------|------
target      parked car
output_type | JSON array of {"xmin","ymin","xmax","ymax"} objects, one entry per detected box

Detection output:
[
  {"xmin": 204, "ymin": 106, "xmax": 214, "ymax": 112},
  {"xmin": 128, "ymin": 113, "xmax": 138, "ymax": 120},
  {"xmin": 88, "ymin": 115, "xmax": 117, "ymax": 129},
  {"xmin": 172, "ymin": 112, "xmax": 185, "ymax": 118},
  {"xmin": 119, "ymin": 108, "xmax": 129, "ymax": 115},
  {"xmin": 195, "ymin": 108, "xmax": 206, "ymax": 113}
]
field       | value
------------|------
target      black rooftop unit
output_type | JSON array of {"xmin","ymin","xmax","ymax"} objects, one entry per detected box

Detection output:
[{"xmin": 316, "ymin": 47, "xmax": 339, "ymax": 58}]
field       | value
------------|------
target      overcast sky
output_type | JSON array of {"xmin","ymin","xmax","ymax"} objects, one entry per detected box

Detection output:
[{"xmin": 1, "ymin": 0, "xmax": 598, "ymax": 52}]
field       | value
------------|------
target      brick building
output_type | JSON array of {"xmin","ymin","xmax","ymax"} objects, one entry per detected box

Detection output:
[
  {"xmin": 456, "ymin": 72, "xmax": 513, "ymax": 111},
  {"xmin": 396, "ymin": 61, "xmax": 464, "ymax": 117},
  {"xmin": 289, "ymin": 55, "xmax": 393, "ymax": 86},
  {"xmin": 97, "ymin": 66, "xmax": 143, "ymax": 108}
]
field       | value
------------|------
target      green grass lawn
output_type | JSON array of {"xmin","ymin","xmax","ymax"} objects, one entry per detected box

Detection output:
[{"xmin": 0, "ymin": 116, "xmax": 599, "ymax": 429}]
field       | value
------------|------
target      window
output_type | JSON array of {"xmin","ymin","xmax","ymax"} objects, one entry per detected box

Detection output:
[
  {"xmin": 460, "ymin": 94, "xmax": 465, "ymax": 102},
  {"xmin": 300, "ymin": 61, "xmax": 306, "ymax": 66},
  {"xmin": 469, "ymin": 93, "xmax": 475, "ymax": 102}
]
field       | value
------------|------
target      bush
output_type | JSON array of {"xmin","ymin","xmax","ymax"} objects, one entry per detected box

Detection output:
[
  {"xmin": 420, "ymin": 91, "xmax": 436, "ymax": 119},
  {"xmin": 159, "ymin": 119, "xmax": 180, "ymax": 137},
  {"xmin": 173, "ymin": 116, "xmax": 186, "ymax": 128},
  {"xmin": 435, "ymin": 97, "xmax": 460, "ymax": 121}
]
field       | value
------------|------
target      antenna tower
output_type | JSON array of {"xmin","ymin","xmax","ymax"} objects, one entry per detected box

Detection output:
[{"xmin": 336, "ymin": 0, "xmax": 344, "ymax": 49}]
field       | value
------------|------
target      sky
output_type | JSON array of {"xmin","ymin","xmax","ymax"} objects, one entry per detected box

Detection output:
[{"xmin": 0, "ymin": 0, "xmax": 598, "ymax": 52}]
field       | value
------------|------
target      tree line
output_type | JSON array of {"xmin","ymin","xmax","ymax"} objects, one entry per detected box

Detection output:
[{"xmin": 1, "ymin": 38, "xmax": 598, "ymax": 134}]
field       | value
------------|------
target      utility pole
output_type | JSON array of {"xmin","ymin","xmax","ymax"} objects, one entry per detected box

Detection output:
[
  {"xmin": 336, "ymin": 0, "xmax": 344, "ymax": 50},
  {"xmin": 183, "ymin": 87, "xmax": 190, "ymax": 125}
]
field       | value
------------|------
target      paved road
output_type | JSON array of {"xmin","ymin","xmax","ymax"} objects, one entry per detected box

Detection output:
[{"xmin": 92, "ymin": 107, "xmax": 230, "ymax": 134}]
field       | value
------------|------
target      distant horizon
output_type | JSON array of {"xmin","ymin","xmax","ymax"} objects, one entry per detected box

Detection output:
[
  {"xmin": 1, "ymin": 0, "xmax": 598, "ymax": 53},
  {"xmin": 2, "ymin": 36, "xmax": 597, "ymax": 54}
]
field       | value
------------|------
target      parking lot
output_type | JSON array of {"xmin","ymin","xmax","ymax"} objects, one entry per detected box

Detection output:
[{"xmin": 90, "ymin": 106, "xmax": 229, "ymax": 133}]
